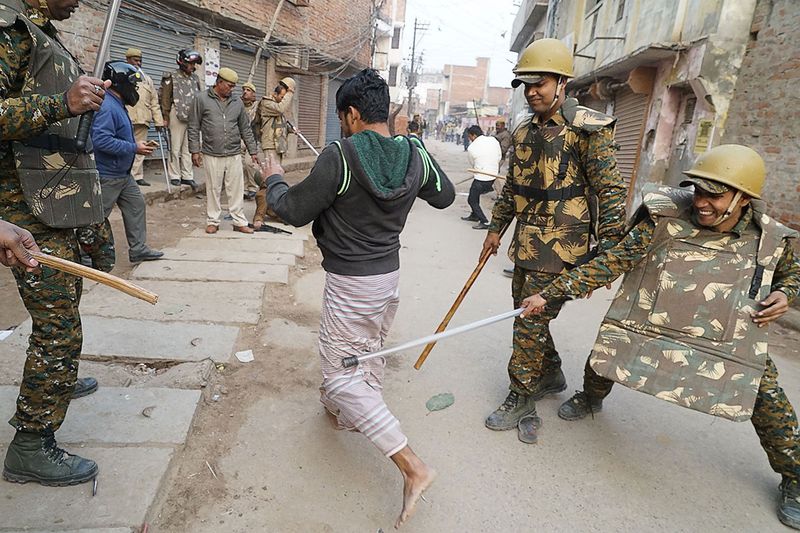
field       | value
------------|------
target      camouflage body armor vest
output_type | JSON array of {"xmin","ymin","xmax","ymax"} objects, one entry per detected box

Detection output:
[
  {"xmin": 590, "ymin": 184, "xmax": 798, "ymax": 421},
  {"xmin": 0, "ymin": 0, "xmax": 103, "ymax": 228},
  {"xmin": 508, "ymin": 98, "xmax": 614, "ymax": 273}
]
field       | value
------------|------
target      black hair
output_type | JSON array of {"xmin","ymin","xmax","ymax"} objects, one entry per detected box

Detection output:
[
  {"xmin": 467, "ymin": 125, "xmax": 483, "ymax": 137},
  {"xmin": 408, "ymin": 121, "xmax": 421, "ymax": 133},
  {"xmin": 335, "ymin": 68, "xmax": 389, "ymax": 124},
  {"xmin": 274, "ymin": 84, "xmax": 285, "ymax": 95}
]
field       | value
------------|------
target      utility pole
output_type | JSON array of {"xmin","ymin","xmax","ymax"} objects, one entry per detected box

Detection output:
[{"xmin": 406, "ymin": 18, "xmax": 428, "ymax": 116}]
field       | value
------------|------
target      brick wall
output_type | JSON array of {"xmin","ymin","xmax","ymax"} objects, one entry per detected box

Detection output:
[
  {"xmin": 56, "ymin": 0, "xmax": 375, "ymax": 72},
  {"xmin": 722, "ymin": 0, "xmax": 800, "ymax": 229},
  {"xmin": 444, "ymin": 57, "xmax": 490, "ymax": 106}
]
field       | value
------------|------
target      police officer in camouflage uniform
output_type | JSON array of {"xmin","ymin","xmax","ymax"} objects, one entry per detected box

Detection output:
[
  {"xmin": 481, "ymin": 38, "xmax": 626, "ymax": 442},
  {"xmin": 0, "ymin": 0, "xmax": 111, "ymax": 486},
  {"xmin": 523, "ymin": 144, "xmax": 800, "ymax": 530},
  {"xmin": 160, "ymin": 49, "xmax": 202, "ymax": 189}
]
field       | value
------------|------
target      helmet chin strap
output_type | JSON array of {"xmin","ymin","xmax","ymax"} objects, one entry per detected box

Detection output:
[{"xmin": 711, "ymin": 190, "xmax": 743, "ymax": 227}]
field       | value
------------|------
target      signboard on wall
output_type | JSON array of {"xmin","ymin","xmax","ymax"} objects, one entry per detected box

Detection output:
[{"xmin": 694, "ymin": 120, "xmax": 714, "ymax": 153}]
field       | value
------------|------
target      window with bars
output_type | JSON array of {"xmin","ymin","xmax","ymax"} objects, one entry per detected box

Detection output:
[{"xmin": 391, "ymin": 27, "xmax": 402, "ymax": 49}]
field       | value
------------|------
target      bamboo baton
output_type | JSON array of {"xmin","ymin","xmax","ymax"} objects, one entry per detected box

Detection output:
[
  {"xmin": 413, "ymin": 221, "xmax": 511, "ymax": 370},
  {"xmin": 30, "ymin": 252, "xmax": 158, "ymax": 305}
]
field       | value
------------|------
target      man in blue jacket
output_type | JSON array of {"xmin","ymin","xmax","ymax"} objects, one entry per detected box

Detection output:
[{"xmin": 91, "ymin": 61, "xmax": 163, "ymax": 263}]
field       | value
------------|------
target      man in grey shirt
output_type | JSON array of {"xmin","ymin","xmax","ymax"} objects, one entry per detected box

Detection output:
[{"xmin": 188, "ymin": 67, "xmax": 260, "ymax": 234}]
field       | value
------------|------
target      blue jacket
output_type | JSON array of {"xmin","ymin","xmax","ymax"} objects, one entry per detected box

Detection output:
[{"xmin": 91, "ymin": 91, "xmax": 137, "ymax": 178}]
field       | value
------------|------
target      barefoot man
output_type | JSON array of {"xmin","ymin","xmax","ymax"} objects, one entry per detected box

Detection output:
[{"xmin": 264, "ymin": 68, "xmax": 455, "ymax": 527}]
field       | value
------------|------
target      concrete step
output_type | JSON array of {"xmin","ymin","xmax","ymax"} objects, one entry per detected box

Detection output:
[
  {"xmin": 160, "ymin": 247, "xmax": 296, "ymax": 266},
  {"xmin": 81, "ymin": 280, "xmax": 265, "ymax": 325},
  {"xmin": 4, "ymin": 316, "xmax": 239, "ymax": 363},
  {"xmin": 188, "ymin": 225, "xmax": 309, "ymax": 241},
  {"xmin": 176, "ymin": 237, "xmax": 304, "ymax": 257},
  {"xmin": 132, "ymin": 260, "xmax": 289, "ymax": 284}
]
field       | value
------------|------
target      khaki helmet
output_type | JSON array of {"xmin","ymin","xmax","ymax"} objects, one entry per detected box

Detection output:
[
  {"xmin": 681, "ymin": 144, "xmax": 765, "ymax": 199},
  {"xmin": 280, "ymin": 77, "xmax": 296, "ymax": 92},
  {"xmin": 511, "ymin": 38, "xmax": 574, "ymax": 88}
]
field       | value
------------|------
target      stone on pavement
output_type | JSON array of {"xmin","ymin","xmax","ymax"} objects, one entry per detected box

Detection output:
[
  {"xmin": 0, "ymin": 446, "xmax": 173, "ymax": 531},
  {"xmin": 177, "ymin": 237, "xmax": 304, "ymax": 257},
  {"xmin": 0, "ymin": 387, "xmax": 200, "ymax": 445},
  {"xmin": 132, "ymin": 260, "xmax": 289, "ymax": 284},
  {"xmin": 81, "ymin": 280, "xmax": 265, "ymax": 324},
  {"xmin": 160, "ymin": 247, "xmax": 296, "ymax": 265}
]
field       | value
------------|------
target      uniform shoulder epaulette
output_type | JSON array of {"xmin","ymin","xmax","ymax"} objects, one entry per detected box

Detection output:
[
  {"xmin": 562, "ymin": 97, "xmax": 616, "ymax": 133},
  {"xmin": 512, "ymin": 114, "xmax": 532, "ymax": 136},
  {"xmin": 640, "ymin": 183, "xmax": 692, "ymax": 218},
  {"xmin": 161, "ymin": 71, "xmax": 172, "ymax": 80},
  {"xmin": 0, "ymin": 4, "xmax": 21, "ymax": 28}
]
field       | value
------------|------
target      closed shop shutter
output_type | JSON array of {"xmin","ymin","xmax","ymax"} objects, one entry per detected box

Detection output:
[
  {"xmin": 292, "ymin": 73, "xmax": 323, "ymax": 154},
  {"xmin": 325, "ymin": 79, "xmax": 343, "ymax": 145},
  {"xmin": 220, "ymin": 46, "xmax": 268, "ymax": 100},
  {"xmin": 612, "ymin": 86, "xmax": 648, "ymax": 188},
  {"xmin": 108, "ymin": 15, "xmax": 194, "ymax": 157}
]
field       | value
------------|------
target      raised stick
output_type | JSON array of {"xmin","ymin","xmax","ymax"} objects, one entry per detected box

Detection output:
[
  {"xmin": 30, "ymin": 252, "xmax": 158, "ymax": 305},
  {"xmin": 413, "ymin": 221, "xmax": 511, "ymax": 370},
  {"xmin": 467, "ymin": 168, "xmax": 506, "ymax": 180}
]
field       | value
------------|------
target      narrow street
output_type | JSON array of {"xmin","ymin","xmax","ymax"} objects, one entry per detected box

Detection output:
[{"xmin": 137, "ymin": 141, "xmax": 800, "ymax": 530}]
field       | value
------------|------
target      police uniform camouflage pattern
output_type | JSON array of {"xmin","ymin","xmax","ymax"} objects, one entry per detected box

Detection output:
[
  {"xmin": 160, "ymin": 68, "xmax": 201, "ymax": 122},
  {"xmin": 488, "ymin": 97, "xmax": 626, "ymax": 395},
  {"xmin": 75, "ymin": 220, "xmax": 115, "ymax": 272},
  {"xmin": 541, "ymin": 184, "xmax": 800, "ymax": 482},
  {"xmin": 0, "ymin": 0, "xmax": 95, "ymax": 432}
]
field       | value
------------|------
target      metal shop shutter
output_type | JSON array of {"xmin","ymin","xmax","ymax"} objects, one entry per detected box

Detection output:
[
  {"xmin": 294, "ymin": 74, "xmax": 324, "ymax": 153},
  {"xmin": 612, "ymin": 86, "xmax": 649, "ymax": 188},
  {"xmin": 220, "ymin": 46, "xmax": 268, "ymax": 100},
  {"xmin": 325, "ymin": 79, "xmax": 343, "ymax": 145},
  {"xmin": 108, "ymin": 15, "xmax": 194, "ymax": 155}
]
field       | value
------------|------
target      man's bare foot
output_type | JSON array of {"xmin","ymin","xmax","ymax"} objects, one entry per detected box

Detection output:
[
  {"xmin": 390, "ymin": 445, "xmax": 436, "ymax": 528},
  {"xmin": 395, "ymin": 465, "xmax": 436, "ymax": 528}
]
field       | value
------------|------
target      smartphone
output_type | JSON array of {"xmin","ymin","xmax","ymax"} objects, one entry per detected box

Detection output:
[{"xmin": 146, "ymin": 140, "xmax": 158, "ymax": 147}]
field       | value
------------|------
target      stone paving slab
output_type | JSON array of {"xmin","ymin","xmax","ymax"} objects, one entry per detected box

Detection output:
[
  {"xmin": 80, "ymin": 280, "xmax": 264, "ymax": 325},
  {"xmin": 4, "ymin": 316, "xmax": 238, "ymax": 363},
  {"xmin": 189, "ymin": 225, "xmax": 309, "ymax": 240},
  {"xmin": 160, "ymin": 247, "xmax": 296, "ymax": 266},
  {"xmin": 177, "ymin": 236, "xmax": 305, "ymax": 257},
  {"xmin": 0, "ymin": 387, "xmax": 201, "ymax": 445},
  {"xmin": 132, "ymin": 260, "xmax": 288, "ymax": 284},
  {"xmin": 0, "ymin": 446, "xmax": 173, "ymax": 531}
]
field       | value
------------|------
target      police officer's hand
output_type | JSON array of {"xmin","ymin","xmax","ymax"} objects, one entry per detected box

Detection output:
[
  {"xmin": 136, "ymin": 141, "xmax": 155, "ymax": 155},
  {"xmin": 752, "ymin": 290, "xmax": 789, "ymax": 327},
  {"xmin": 0, "ymin": 220, "xmax": 40, "ymax": 271},
  {"xmin": 191, "ymin": 153, "xmax": 203, "ymax": 167},
  {"xmin": 66, "ymin": 76, "xmax": 112, "ymax": 115},
  {"xmin": 261, "ymin": 152, "xmax": 284, "ymax": 178},
  {"xmin": 520, "ymin": 294, "xmax": 547, "ymax": 318},
  {"xmin": 481, "ymin": 231, "xmax": 501, "ymax": 260},
  {"xmin": 163, "ymin": 117, "xmax": 170, "ymax": 128}
]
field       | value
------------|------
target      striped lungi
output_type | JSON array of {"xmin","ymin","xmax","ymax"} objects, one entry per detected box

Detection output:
[{"xmin": 318, "ymin": 270, "xmax": 408, "ymax": 457}]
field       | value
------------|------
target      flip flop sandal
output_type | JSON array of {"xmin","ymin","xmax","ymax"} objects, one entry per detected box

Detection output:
[{"xmin": 518, "ymin": 413, "xmax": 543, "ymax": 444}]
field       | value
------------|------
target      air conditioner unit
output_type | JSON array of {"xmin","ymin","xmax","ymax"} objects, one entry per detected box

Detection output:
[{"xmin": 276, "ymin": 47, "xmax": 309, "ymax": 70}]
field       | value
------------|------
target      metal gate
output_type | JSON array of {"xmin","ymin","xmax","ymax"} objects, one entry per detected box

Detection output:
[
  {"xmin": 293, "ymin": 74, "xmax": 324, "ymax": 153},
  {"xmin": 613, "ymin": 86, "xmax": 649, "ymax": 188},
  {"xmin": 325, "ymin": 79, "xmax": 343, "ymax": 145},
  {"xmin": 108, "ymin": 15, "xmax": 195, "ymax": 156},
  {"xmin": 220, "ymin": 46, "xmax": 268, "ymax": 100}
]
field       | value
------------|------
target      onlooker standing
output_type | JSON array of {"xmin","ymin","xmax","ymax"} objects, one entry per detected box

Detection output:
[
  {"xmin": 241, "ymin": 82, "xmax": 260, "ymax": 200},
  {"xmin": 92, "ymin": 61, "xmax": 164, "ymax": 263},
  {"xmin": 161, "ymin": 49, "xmax": 202, "ymax": 189},
  {"xmin": 124, "ymin": 48, "xmax": 164, "ymax": 187},
  {"xmin": 492, "ymin": 119, "xmax": 513, "ymax": 197},
  {"xmin": 257, "ymin": 77, "xmax": 296, "ymax": 164},
  {"xmin": 462, "ymin": 126, "xmax": 470, "ymax": 151},
  {"xmin": 462, "ymin": 125, "xmax": 501, "ymax": 229},
  {"xmin": 188, "ymin": 68, "xmax": 260, "ymax": 234}
]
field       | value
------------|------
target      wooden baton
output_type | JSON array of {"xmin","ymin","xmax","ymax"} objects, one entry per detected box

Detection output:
[
  {"xmin": 30, "ymin": 252, "xmax": 159, "ymax": 305},
  {"xmin": 467, "ymin": 168, "xmax": 506, "ymax": 180},
  {"xmin": 413, "ymin": 221, "xmax": 511, "ymax": 370}
]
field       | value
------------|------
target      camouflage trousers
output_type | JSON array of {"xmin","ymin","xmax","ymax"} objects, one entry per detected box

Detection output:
[
  {"xmin": 582, "ymin": 355, "xmax": 800, "ymax": 483},
  {"xmin": 508, "ymin": 267, "xmax": 564, "ymax": 395},
  {"xmin": 1, "ymin": 170, "xmax": 88, "ymax": 433}
]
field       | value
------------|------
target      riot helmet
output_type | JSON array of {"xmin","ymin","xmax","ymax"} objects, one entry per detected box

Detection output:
[
  {"xmin": 102, "ymin": 60, "xmax": 141, "ymax": 107},
  {"xmin": 177, "ymin": 49, "xmax": 203, "ymax": 71}
]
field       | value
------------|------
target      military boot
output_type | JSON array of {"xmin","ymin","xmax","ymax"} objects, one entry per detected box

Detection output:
[
  {"xmin": 779, "ymin": 478, "xmax": 800, "ymax": 530},
  {"xmin": 485, "ymin": 391, "xmax": 537, "ymax": 431},
  {"xmin": 529, "ymin": 369, "xmax": 567, "ymax": 400},
  {"xmin": 3, "ymin": 431, "xmax": 98, "ymax": 486},
  {"xmin": 558, "ymin": 391, "xmax": 603, "ymax": 421},
  {"xmin": 72, "ymin": 377, "xmax": 98, "ymax": 399}
]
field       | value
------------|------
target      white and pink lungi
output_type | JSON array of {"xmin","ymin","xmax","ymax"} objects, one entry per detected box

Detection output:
[{"xmin": 318, "ymin": 270, "xmax": 408, "ymax": 457}]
